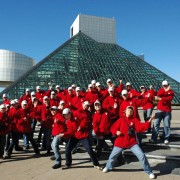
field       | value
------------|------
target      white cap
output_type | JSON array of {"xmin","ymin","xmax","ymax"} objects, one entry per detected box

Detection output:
[
  {"xmin": 122, "ymin": 89, "xmax": 128, "ymax": 95},
  {"xmin": 126, "ymin": 82, "xmax": 131, "ymax": 86},
  {"xmin": 3, "ymin": 93, "xmax": 7, "ymax": 98},
  {"xmin": 96, "ymin": 82, "xmax": 101, "ymax": 87},
  {"xmin": 0, "ymin": 104, "xmax": 6, "ymax": 109},
  {"xmin": 83, "ymin": 101, "xmax": 90, "ymax": 106},
  {"xmin": 140, "ymin": 85, "xmax": 145, "ymax": 89},
  {"xmin": 162, "ymin": 80, "xmax": 168, "ymax": 86},
  {"xmin": 88, "ymin": 84, "xmax": 93, "ymax": 88},
  {"xmin": 32, "ymin": 97, "xmax": 37, "ymax": 101},
  {"xmin": 26, "ymin": 88, "xmax": 30, "ymax": 92},
  {"xmin": 56, "ymin": 85, "xmax": 60, "ymax": 88},
  {"xmin": 36, "ymin": 86, "xmax": 41, "ymax": 90},
  {"xmin": 71, "ymin": 84, "xmax": 76, "ymax": 88},
  {"xmin": 60, "ymin": 100, "xmax": 65, "ymax": 105},
  {"xmin": 108, "ymin": 87, "xmax": 114, "ymax": 92},
  {"xmin": 107, "ymin": 79, "xmax": 112, "ymax": 83},
  {"xmin": 62, "ymin": 108, "xmax": 71, "ymax": 115},
  {"xmin": 14, "ymin": 99, "xmax": 19, "ymax": 103},
  {"xmin": 68, "ymin": 87, "xmax": 73, "ymax": 91},
  {"xmin": 50, "ymin": 106, "xmax": 58, "ymax": 110},
  {"xmin": 94, "ymin": 100, "xmax": 101, "ymax": 105},
  {"xmin": 21, "ymin": 100, "xmax": 27, "ymax": 105},
  {"xmin": 91, "ymin": 80, "xmax": 96, "ymax": 84},
  {"xmin": 31, "ymin": 91, "xmax": 36, "ymax": 96},
  {"xmin": 10, "ymin": 100, "xmax": 16, "ymax": 105},
  {"xmin": 51, "ymin": 91, "xmax": 55, "ymax": 95},
  {"xmin": 43, "ymin": 96, "xmax": 49, "ymax": 100},
  {"xmin": 76, "ymin": 87, "xmax": 81, "ymax": 91}
]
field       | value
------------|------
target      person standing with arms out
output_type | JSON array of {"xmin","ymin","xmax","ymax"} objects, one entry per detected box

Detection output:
[
  {"xmin": 103, "ymin": 106, "xmax": 156, "ymax": 179},
  {"xmin": 150, "ymin": 80, "xmax": 174, "ymax": 144}
]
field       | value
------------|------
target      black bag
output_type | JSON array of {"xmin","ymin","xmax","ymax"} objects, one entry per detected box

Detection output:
[{"xmin": 128, "ymin": 127, "xmax": 135, "ymax": 136}]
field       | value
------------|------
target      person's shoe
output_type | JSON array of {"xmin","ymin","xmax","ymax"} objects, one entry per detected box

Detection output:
[
  {"xmin": 2, "ymin": 154, "xmax": 11, "ymax": 159},
  {"xmin": 149, "ymin": 173, "xmax": 155, "ymax": 179},
  {"xmin": 25, "ymin": 145, "xmax": 30, "ymax": 150},
  {"xmin": 52, "ymin": 164, "xmax": 61, "ymax": 169},
  {"xmin": 62, "ymin": 164, "xmax": 71, "ymax": 170},
  {"xmin": 149, "ymin": 139, "xmax": 157, "ymax": 144},
  {"xmin": 102, "ymin": 167, "xmax": 109, "ymax": 173},
  {"xmin": 50, "ymin": 155, "xmax": 55, "ymax": 160},
  {"xmin": 164, "ymin": 140, "xmax": 169, "ymax": 144},
  {"xmin": 94, "ymin": 165, "xmax": 103, "ymax": 170},
  {"xmin": 15, "ymin": 146, "xmax": 23, "ymax": 151}
]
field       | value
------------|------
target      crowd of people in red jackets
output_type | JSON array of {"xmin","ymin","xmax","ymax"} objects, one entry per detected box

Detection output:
[{"xmin": 0, "ymin": 79, "xmax": 174, "ymax": 179}]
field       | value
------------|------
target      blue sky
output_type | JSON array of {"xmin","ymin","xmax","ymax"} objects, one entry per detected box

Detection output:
[{"xmin": 0, "ymin": 0, "xmax": 180, "ymax": 82}]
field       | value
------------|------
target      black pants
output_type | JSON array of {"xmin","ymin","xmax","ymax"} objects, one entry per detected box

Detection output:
[{"xmin": 65, "ymin": 137, "xmax": 99, "ymax": 166}]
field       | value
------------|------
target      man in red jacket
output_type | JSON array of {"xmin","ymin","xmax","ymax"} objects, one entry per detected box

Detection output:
[
  {"xmin": 126, "ymin": 82, "xmax": 141, "ymax": 99},
  {"xmin": 150, "ymin": 80, "xmax": 174, "ymax": 144},
  {"xmin": 0, "ymin": 104, "xmax": 10, "ymax": 159},
  {"xmin": 63, "ymin": 106, "xmax": 102, "ymax": 170},
  {"xmin": 102, "ymin": 106, "xmax": 156, "ymax": 179},
  {"xmin": 51, "ymin": 107, "xmax": 77, "ymax": 169}
]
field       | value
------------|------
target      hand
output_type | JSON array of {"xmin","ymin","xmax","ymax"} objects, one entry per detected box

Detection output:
[
  {"xmin": 148, "ymin": 115, "xmax": 155, "ymax": 123},
  {"xmin": 34, "ymin": 101, "xmax": 38, "ymax": 107},
  {"xmin": 114, "ymin": 103, "xmax": 118, "ymax": 108},
  {"xmin": 155, "ymin": 96, "xmax": 162, "ymax": 101},
  {"xmin": 116, "ymin": 131, "xmax": 121, "ymax": 136},
  {"xmin": 58, "ymin": 133, "xmax": 64, "ymax": 138},
  {"xmin": 77, "ymin": 126, "xmax": 81, "ymax": 131},
  {"xmin": 119, "ymin": 80, "xmax": 122, "ymax": 84},
  {"xmin": 23, "ymin": 117, "xmax": 27, "ymax": 121},
  {"xmin": 49, "ymin": 86, "xmax": 53, "ymax": 90}
]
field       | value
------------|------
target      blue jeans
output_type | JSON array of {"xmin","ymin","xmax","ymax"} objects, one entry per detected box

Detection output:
[
  {"xmin": 23, "ymin": 134, "xmax": 29, "ymax": 147},
  {"xmin": 65, "ymin": 137, "xmax": 99, "ymax": 166},
  {"xmin": 151, "ymin": 110, "xmax": 172, "ymax": 141},
  {"xmin": 105, "ymin": 144, "xmax": 153, "ymax": 175},
  {"xmin": 51, "ymin": 136, "xmax": 62, "ymax": 165},
  {"xmin": 143, "ymin": 108, "xmax": 153, "ymax": 121}
]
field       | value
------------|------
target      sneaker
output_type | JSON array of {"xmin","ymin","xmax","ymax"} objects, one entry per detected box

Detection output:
[
  {"xmin": 164, "ymin": 140, "xmax": 169, "ymax": 144},
  {"xmin": 102, "ymin": 167, "xmax": 109, "ymax": 173},
  {"xmin": 62, "ymin": 164, "xmax": 71, "ymax": 170},
  {"xmin": 149, "ymin": 139, "xmax": 157, "ymax": 144},
  {"xmin": 149, "ymin": 173, "xmax": 155, "ymax": 179},
  {"xmin": 52, "ymin": 164, "xmax": 61, "ymax": 169},
  {"xmin": 94, "ymin": 165, "xmax": 103, "ymax": 170}
]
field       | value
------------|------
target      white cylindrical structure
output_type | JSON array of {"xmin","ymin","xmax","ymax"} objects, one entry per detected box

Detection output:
[{"xmin": 0, "ymin": 49, "xmax": 35, "ymax": 87}]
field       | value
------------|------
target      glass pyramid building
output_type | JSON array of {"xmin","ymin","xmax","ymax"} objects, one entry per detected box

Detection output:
[{"xmin": 1, "ymin": 32, "xmax": 180, "ymax": 103}]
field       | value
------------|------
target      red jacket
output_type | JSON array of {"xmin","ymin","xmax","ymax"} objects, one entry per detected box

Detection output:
[
  {"xmin": 15, "ymin": 108, "xmax": 32, "ymax": 133},
  {"xmin": 85, "ymin": 91, "xmax": 99, "ymax": 106},
  {"xmin": 36, "ymin": 90, "xmax": 51, "ymax": 103},
  {"xmin": 52, "ymin": 113, "xmax": 77, "ymax": 138},
  {"xmin": 19, "ymin": 94, "xmax": 31, "ymax": 103},
  {"xmin": 73, "ymin": 109, "xmax": 92, "ymax": 139},
  {"xmin": 49, "ymin": 98, "xmax": 59, "ymax": 107},
  {"xmin": 38, "ymin": 104, "xmax": 53, "ymax": 128},
  {"xmin": 127, "ymin": 89, "xmax": 141, "ymax": 99},
  {"xmin": 8, "ymin": 107, "xmax": 17, "ymax": 131},
  {"xmin": 157, "ymin": 88, "xmax": 174, "ymax": 112},
  {"xmin": 111, "ymin": 116, "xmax": 150, "ymax": 148},
  {"xmin": 71, "ymin": 95, "xmax": 85, "ymax": 111},
  {"xmin": 93, "ymin": 110, "xmax": 111, "ymax": 136},
  {"xmin": 119, "ymin": 98, "xmax": 149, "ymax": 119},
  {"xmin": 141, "ymin": 90, "xmax": 155, "ymax": 110},
  {"xmin": 102, "ymin": 96, "xmax": 121, "ymax": 120},
  {"xmin": 0, "ymin": 111, "xmax": 10, "ymax": 135}
]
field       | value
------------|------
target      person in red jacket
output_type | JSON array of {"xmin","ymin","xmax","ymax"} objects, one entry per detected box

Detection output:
[
  {"xmin": 0, "ymin": 104, "xmax": 10, "ymax": 159},
  {"xmin": 102, "ymin": 106, "xmax": 156, "ymax": 179},
  {"xmin": 64, "ymin": 87, "xmax": 75, "ymax": 109},
  {"xmin": 126, "ymin": 82, "xmax": 141, "ymax": 99},
  {"xmin": 150, "ymin": 80, "xmax": 174, "ymax": 144},
  {"xmin": 2, "ymin": 93, "xmax": 10, "ymax": 105},
  {"xmin": 19, "ymin": 88, "xmax": 31, "ymax": 104},
  {"xmin": 63, "ymin": 108, "xmax": 102, "ymax": 170},
  {"xmin": 51, "ymin": 107, "xmax": 77, "ymax": 169},
  {"xmin": 92, "ymin": 100, "xmax": 112, "ymax": 157},
  {"xmin": 102, "ymin": 87, "xmax": 121, "ymax": 123},
  {"xmin": 38, "ymin": 96, "xmax": 53, "ymax": 154},
  {"xmin": 35, "ymin": 85, "xmax": 51, "ymax": 103},
  {"xmin": 49, "ymin": 91, "xmax": 59, "ymax": 107},
  {"xmin": 140, "ymin": 85, "xmax": 155, "ymax": 132},
  {"xmin": 15, "ymin": 100, "xmax": 40, "ymax": 155}
]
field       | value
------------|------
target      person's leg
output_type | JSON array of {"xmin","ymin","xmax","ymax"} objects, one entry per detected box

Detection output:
[
  {"xmin": 65, "ymin": 137, "xmax": 78, "ymax": 166},
  {"xmin": 130, "ymin": 144, "xmax": 153, "ymax": 175},
  {"xmin": 51, "ymin": 136, "xmax": 61, "ymax": 165},
  {"xmin": 23, "ymin": 134, "xmax": 29, "ymax": 149},
  {"xmin": 163, "ymin": 112, "xmax": 172, "ymax": 142},
  {"xmin": 43, "ymin": 127, "xmax": 52, "ymax": 152},
  {"xmin": 26, "ymin": 133, "xmax": 39, "ymax": 154},
  {"xmin": 80, "ymin": 138, "xmax": 100, "ymax": 166},
  {"xmin": 5, "ymin": 132, "xmax": 11, "ymax": 151},
  {"xmin": 0, "ymin": 135, "xmax": 6, "ymax": 158},
  {"xmin": 96, "ymin": 138, "xmax": 105, "ymax": 157},
  {"xmin": 151, "ymin": 110, "xmax": 163, "ymax": 142},
  {"xmin": 104, "ymin": 146, "xmax": 123, "ymax": 170}
]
